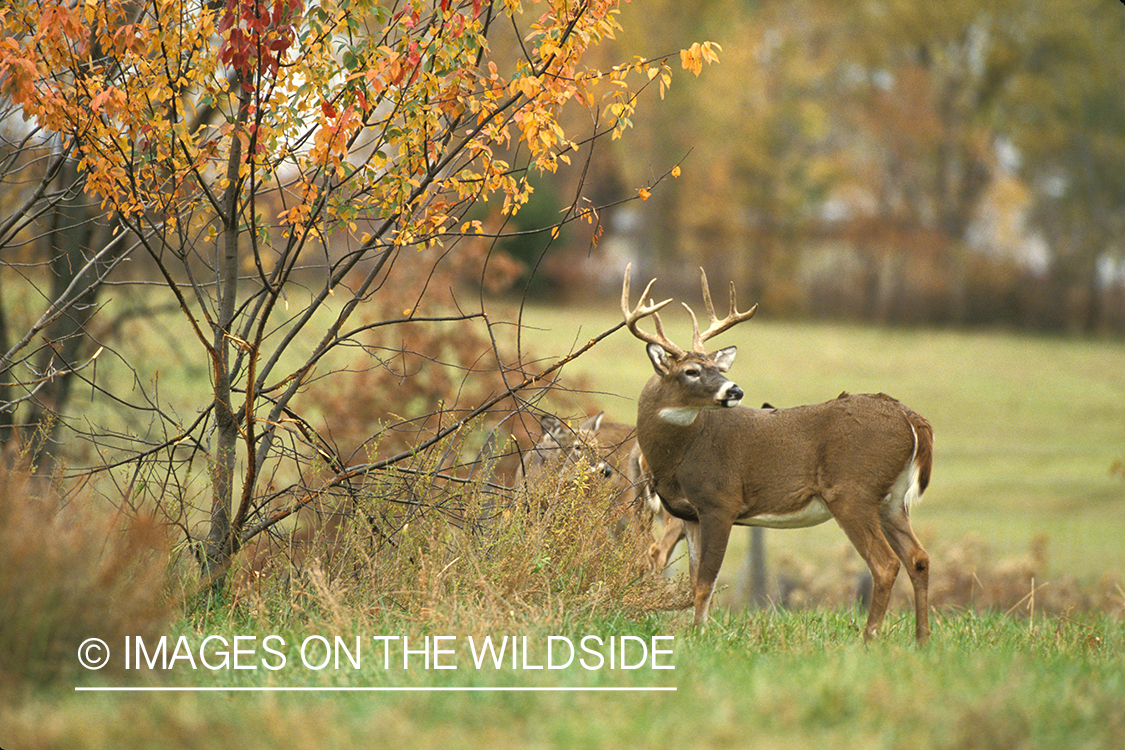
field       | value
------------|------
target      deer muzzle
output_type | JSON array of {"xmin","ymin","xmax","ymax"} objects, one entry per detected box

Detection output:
[{"xmin": 717, "ymin": 381, "xmax": 744, "ymax": 408}]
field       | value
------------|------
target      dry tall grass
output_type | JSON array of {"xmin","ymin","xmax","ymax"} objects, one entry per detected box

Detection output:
[
  {"xmin": 227, "ymin": 457, "xmax": 681, "ymax": 632},
  {"xmin": 0, "ymin": 464, "xmax": 174, "ymax": 689},
  {"xmin": 771, "ymin": 532, "xmax": 1125, "ymax": 619},
  {"xmin": 228, "ymin": 439, "xmax": 1124, "ymax": 634}
]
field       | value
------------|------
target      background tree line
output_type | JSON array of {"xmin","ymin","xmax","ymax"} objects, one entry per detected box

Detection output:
[{"xmin": 529, "ymin": 0, "xmax": 1125, "ymax": 333}]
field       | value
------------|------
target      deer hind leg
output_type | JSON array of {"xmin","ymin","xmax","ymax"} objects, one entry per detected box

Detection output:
[
  {"xmin": 648, "ymin": 513, "xmax": 685, "ymax": 574},
  {"xmin": 880, "ymin": 507, "xmax": 931, "ymax": 643},
  {"xmin": 831, "ymin": 499, "xmax": 901, "ymax": 641},
  {"xmin": 689, "ymin": 514, "xmax": 735, "ymax": 627},
  {"xmin": 682, "ymin": 519, "xmax": 701, "ymax": 589}
]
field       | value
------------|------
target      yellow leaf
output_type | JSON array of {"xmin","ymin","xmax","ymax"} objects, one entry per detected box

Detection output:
[
  {"xmin": 671, "ymin": 166, "xmax": 681, "ymax": 178},
  {"xmin": 680, "ymin": 44, "xmax": 702, "ymax": 76},
  {"xmin": 638, "ymin": 187, "xmax": 651, "ymax": 201}
]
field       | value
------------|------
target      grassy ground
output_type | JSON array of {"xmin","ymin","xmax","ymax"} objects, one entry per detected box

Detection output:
[{"xmin": 4, "ymin": 609, "xmax": 1124, "ymax": 749}]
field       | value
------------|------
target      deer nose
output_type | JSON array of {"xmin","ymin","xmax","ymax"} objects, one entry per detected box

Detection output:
[{"xmin": 720, "ymin": 383, "xmax": 744, "ymax": 407}]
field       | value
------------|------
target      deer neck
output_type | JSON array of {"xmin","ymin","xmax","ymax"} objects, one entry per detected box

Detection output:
[
  {"xmin": 655, "ymin": 405, "xmax": 701, "ymax": 426},
  {"xmin": 636, "ymin": 378, "xmax": 705, "ymax": 483}
]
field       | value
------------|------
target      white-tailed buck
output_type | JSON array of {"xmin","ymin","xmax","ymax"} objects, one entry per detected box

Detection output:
[{"xmin": 622, "ymin": 266, "xmax": 934, "ymax": 642}]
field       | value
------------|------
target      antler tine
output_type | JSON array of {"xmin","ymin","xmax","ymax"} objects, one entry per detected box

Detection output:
[
  {"xmin": 652, "ymin": 303, "xmax": 673, "ymax": 342},
  {"xmin": 690, "ymin": 267, "xmax": 759, "ymax": 351},
  {"xmin": 682, "ymin": 301, "xmax": 704, "ymax": 351},
  {"xmin": 621, "ymin": 264, "xmax": 682, "ymax": 355}
]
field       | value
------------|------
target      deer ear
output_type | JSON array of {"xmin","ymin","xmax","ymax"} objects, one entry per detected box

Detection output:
[
  {"xmin": 580, "ymin": 412, "xmax": 604, "ymax": 432},
  {"xmin": 712, "ymin": 346, "xmax": 737, "ymax": 372},
  {"xmin": 538, "ymin": 414, "xmax": 567, "ymax": 440},
  {"xmin": 646, "ymin": 343, "xmax": 673, "ymax": 375}
]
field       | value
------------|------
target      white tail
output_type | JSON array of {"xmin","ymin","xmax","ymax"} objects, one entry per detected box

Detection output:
[{"xmin": 623, "ymin": 266, "xmax": 934, "ymax": 642}]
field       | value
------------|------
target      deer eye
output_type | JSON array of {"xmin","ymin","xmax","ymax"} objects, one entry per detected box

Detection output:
[{"xmin": 684, "ymin": 367, "xmax": 700, "ymax": 378}]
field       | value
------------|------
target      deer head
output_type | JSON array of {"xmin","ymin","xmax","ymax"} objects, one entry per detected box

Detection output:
[
  {"xmin": 621, "ymin": 265, "xmax": 758, "ymax": 422},
  {"xmin": 521, "ymin": 412, "xmax": 611, "ymax": 482}
]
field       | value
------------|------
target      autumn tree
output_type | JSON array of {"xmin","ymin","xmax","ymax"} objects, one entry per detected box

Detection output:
[
  {"xmin": 595, "ymin": 0, "xmax": 1125, "ymax": 329},
  {"xmin": 0, "ymin": 0, "xmax": 715, "ymax": 585},
  {"xmin": 839, "ymin": 0, "xmax": 1125, "ymax": 327}
]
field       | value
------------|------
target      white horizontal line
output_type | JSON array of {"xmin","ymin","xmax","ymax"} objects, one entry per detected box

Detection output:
[{"xmin": 75, "ymin": 686, "xmax": 676, "ymax": 693}]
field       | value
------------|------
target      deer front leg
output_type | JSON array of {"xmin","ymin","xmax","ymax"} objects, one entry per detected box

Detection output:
[{"xmin": 690, "ymin": 514, "xmax": 735, "ymax": 627}]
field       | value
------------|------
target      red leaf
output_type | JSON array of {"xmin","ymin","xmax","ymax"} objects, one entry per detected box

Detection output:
[{"xmin": 218, "ymin": 7, "xmax": 235, "ymax": 32}]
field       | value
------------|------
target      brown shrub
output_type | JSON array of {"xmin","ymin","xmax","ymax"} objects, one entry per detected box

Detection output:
[
  {"xmin": 929, "ymin": 533, "xmax": 1125, "ymax": 618},
  {"xmin": 302, "ymin": 242, "xmax": 536, "ymax": 460},
  {"xmin": 229, "ymin": 443, "xmax": 681, "ymax": 630},
  {"xmin": 769, "ymin": 532, "xmax": 1125, "ymax": 619}
]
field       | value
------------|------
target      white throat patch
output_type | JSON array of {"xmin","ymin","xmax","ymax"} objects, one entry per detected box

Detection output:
[{"xmin": 657, "ymin": 406, "xmax": 701, "ymax": 426}]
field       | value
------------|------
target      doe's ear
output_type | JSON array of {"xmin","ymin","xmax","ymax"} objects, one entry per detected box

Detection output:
[
  {"xmin": 580, "ymin": 412, "xmax": 605, "ymax": 432},
  {"xmin": 646, "ymin": 343, "xmax": 674, "ymax": 375},
  {"xmin": 712, "ymin": 346, "xmax": 737, "ymax": 373},
  {"xmin": 537, "ymin": 414, "xmax": 567, "ymax": 440}
]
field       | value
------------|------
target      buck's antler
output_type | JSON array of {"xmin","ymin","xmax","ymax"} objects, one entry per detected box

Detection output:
[
  {"xmin": 621, "ymin": 264, "xmax": 682, "ymax": 356},
  {"xmin": 684, "ymin": 268, "xmax": 758, "ymax": 352}
]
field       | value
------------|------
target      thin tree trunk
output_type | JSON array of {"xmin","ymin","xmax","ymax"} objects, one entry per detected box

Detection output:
[{"xmin": 203, "ymin": 83, "xmax": 253, "ymax": 582}]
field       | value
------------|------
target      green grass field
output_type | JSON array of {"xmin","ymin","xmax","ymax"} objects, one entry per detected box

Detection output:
[
  {"xmin": 5, "ymin": 302, "xmax": 1125, "ymax": 750},
  {"xmin": 5, "ymin": 610, "xmax": 1124, "ymax": 749}
]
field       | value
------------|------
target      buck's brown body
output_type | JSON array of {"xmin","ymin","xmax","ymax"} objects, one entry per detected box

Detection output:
[
  {"xmin": 639, "ymin": 391, "xmax": 930, "ymax": 527},
  {"xmin": 623, "ymin": 266, "xmax": 934, "ymax": 643}
]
